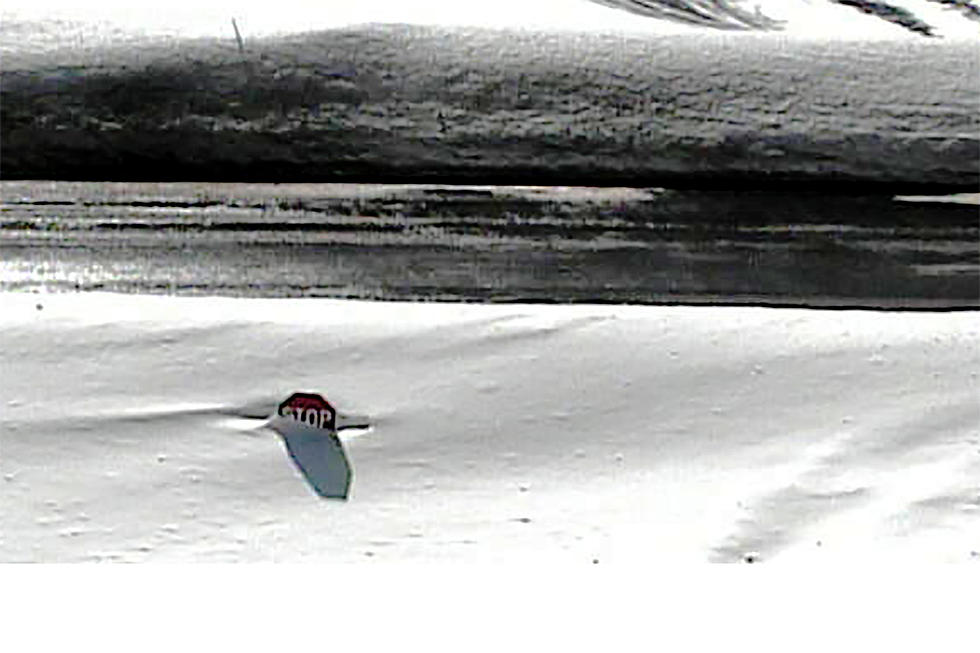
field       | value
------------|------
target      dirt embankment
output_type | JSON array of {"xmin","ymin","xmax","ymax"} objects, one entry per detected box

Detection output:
[{"xmin": 2, "ymin": 24, "xmax": 977, "ymax": 191}]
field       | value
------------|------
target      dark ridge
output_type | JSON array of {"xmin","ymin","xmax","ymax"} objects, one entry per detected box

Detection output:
[
  {"xmin": 3, "ymin": 199, "xmax": 225, "ymax": 208},
  {"xmin": 3, "ymin": 167, "xmax": 974, "ymax": 196},
  {"xmin": 3, "ymin": 221, "xmax": 974, "ymax": 240},
  {"xmin": 1, "ymin": 200, "xmax": 77, "ymax": 206},
  {"xmin": 29, "ymin": 281, "xmax": 978, "ymax": 311},
  {"xmin": 486, "ymin": 297, "xmax": 980, "ymax": 311},
  {"xmin": 3, "ymin": 189, "xmax": 977, "ymax": 227},
  {"xmin": 105, "ymin": 200, "xmax": 225, "ymax": 208},
  {"xmin": 421, "ymin": 189, "xmax": 496, "ymax": 198},
  {"xmin": 2, "ymin": 221, "xmax": 411, "ymax": 233}
]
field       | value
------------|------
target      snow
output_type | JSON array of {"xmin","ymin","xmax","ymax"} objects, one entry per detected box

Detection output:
[
  {"xmin": 3, "ymin": 0, "xmax": 978, "ymax": 39},
  {"xmin": 3, "ymin": 291, "xmax": 977, "ymax": 562}
]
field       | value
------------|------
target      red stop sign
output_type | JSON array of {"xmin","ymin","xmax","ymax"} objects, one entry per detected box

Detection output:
[{"xmin": 277, "ymin": 392, "xmax": 337, "ymax": 431}]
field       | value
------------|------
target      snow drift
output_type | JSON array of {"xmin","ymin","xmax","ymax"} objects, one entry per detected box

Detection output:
[{"xmin": 3, "ymin": 292, "xmax": 977, "ymax": 562}]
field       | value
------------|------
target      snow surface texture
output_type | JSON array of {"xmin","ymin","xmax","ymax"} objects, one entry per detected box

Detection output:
[
  {"xmin": 3, "ymin": 292, "xmax": 978, "ymax": 562},
  {"xmin": 3, "ymin": 25, "xmax": 976, "ymax": 189},
  {"xmin": 2, "ymin": 1, "xmax": 978, "ymax": 39}
]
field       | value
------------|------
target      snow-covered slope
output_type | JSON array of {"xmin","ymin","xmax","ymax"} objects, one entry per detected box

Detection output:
[
  {"xmin": 3, "ymin": 24, "xmax": 976, "ymax": 189},
  {"xmin": 3, "ymin": 292, "xmax": 977, "ymax": 562}
]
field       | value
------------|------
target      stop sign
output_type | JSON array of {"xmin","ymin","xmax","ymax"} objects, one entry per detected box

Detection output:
[{"xmin": 277, "ymin": 392, "xmax": 337, "ymax": 431}]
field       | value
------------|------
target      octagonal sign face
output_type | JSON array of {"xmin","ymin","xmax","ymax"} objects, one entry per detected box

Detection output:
[{"xmin": 277, "ymin": 392, "xmax": 337, "ymax": 432}]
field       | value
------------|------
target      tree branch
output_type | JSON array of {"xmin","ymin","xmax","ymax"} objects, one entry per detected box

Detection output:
[
  {"xmin": 830, "ymin": 1, "xmax": 938, "ymax": 37},
  {"xmin": 588, "ymin": 1, "xmax": 784, "ymax": 30},
  {"xmin": 925, "ymin": 0, "xmax": 980, "ymax": 22},
  {"xmin": 588, "ymin": 0, "xmax": 979, "ymax": 36}
]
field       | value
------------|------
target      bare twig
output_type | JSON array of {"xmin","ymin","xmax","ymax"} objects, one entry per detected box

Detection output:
[
  {"xmin": 830, "ymin": 1, "xmax": 938, "ymax": 37},
  {"xmin": 588, "ymin": 0, "xmax": 976, "ymax": 36},
  {"xmin": 231, "ymin": 18, "xmax": 245, "ymax": 53},
  {"xmin": 588, "ymin": 1, "xmax": 784, "ymax": 30}
]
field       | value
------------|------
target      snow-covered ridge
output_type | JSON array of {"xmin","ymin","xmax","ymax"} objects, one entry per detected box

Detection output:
[{"xmin": 3, "ymin": 24, "xmax": 976, "ymax": 188}]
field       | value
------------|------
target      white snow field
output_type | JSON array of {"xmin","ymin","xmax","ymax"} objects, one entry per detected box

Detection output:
[
  {"xmin": 2, "ymin": 292, "xmax": 977, "ymax": 562},
  {"xmin": 3, "ymin": 0, "xmax": 979, "ymax": 39}
]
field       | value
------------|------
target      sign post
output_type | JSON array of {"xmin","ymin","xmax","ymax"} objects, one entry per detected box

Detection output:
[{"xmin": 270, "ymin": 392, "xmax": 350, "ymax": 500}]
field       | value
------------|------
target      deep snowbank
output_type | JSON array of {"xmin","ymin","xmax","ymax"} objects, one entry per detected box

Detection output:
[{"xmin": 3, "ymin": 292, "xmax": 977, "ymax": 562}]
